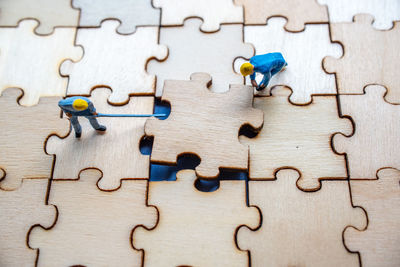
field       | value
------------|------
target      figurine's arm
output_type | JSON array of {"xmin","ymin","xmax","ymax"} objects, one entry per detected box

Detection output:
[
  {"xmin": 88, "ymin": 102, "xmax": 97, "ymax": 115},
  {"xmin": 249, "ymin": 72, "xmax": 258, "ymax": 88}
]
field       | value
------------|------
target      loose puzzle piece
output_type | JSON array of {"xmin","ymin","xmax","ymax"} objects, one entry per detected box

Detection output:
[
  {"xmin": 324, "ymin": 14, "xmax": 400, "ymax": 103},
  {"xmin": 234, "ymin": 18, "xmax": 341, "ymax": 104},
  {"xmin": 240, "ymin": 86, "xmax": 351, "ymax": 191},
  {"xmin": 344, "ymin": 168, "xmax": 400, "ymax": 266},
  {"xmin": 73, "ymin": 0, "xmax": 160, "ymax": 34},
  {"xmin": 0, "ymin": 179, "xmax": 56, "ymax": 266},
  {"xmin": 145, "ymin": 73, "xmax": 263, "ymax": 179},
  {"xmin": 132, "ymin": 169, "xmax": 260, "ymax": 267},
  {"xmin": 0, "ymin": 19, "xmax": 82, "ymax": 106},
  {"xmin": 318, "ymin": 0, "xmax": 400, "ymax": 30},
  {"xmin": 234, "ymin": 0, "xmax": 328, "ymax": 31},
  {"xmin": 153, "ymin": 0, "xmax": 243, "ymax": 32},
  {"xmin": 0, "ymin": 88, "xmax": 69, "ymax": 190},
  {"xmin": 29, "ymin": 169, "xmax": 157, "ymax": 266},
  {"xmin": 148, "ymin": 18, "xmax": 254, "ymax": 96},
  {"xmin": 47, "ymin": 88, "xmax": 152, "ymax": 190},
  {"xmin": 333, "ymin": 85, "xmax": 400, "ymax": 179},
  {"xmin": 237, "ymin": 169, "xmax": 367, "ymax": 267},
  {"xmin": 0, "ymin": 0, "xmax": 79, "ymax": 34},
  {"xmin": 61, "ymin": 20, "xmax": 167, "ymax": 104}
]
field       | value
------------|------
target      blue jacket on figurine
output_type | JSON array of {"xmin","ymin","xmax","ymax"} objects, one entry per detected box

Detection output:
[
  {"xmin": 58, "ymin": 96, "xmax": 96, "ymax": 117},
  {"xmin": 249, "ymin": 52, "xmax": 287, "ymax": 87}
]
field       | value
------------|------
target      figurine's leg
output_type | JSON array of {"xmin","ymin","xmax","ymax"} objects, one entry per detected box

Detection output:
[
  {"xmin": 86, "ymin": 116, "xmax": 107, "ymax": 131},
  {"xmin": 70, "ymin": 116, "xmax": 82, "ymax": 138},
  {"xmin": 258, "ymin": 72, "xmax": 271, "ymax": 91}
]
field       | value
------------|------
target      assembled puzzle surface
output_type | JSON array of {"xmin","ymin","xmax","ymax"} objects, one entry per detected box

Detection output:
[{"xmin": 0, "ymin": 0, "xmax": 399, "ymax": 266}]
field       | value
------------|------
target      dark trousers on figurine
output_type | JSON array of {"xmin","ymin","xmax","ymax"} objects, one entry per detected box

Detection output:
[{"xmin": 70, "ymin": 116, "xmax": 104, "ymax": 135}]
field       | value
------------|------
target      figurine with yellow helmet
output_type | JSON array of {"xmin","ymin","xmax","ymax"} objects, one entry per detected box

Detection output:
[
  {"xmin": 240, "ymin": 52, "xmax": 287, "ymax": 91},
  {"xmin": 58, "ymin": 96, "xmax": 106, "ymax": 138}
]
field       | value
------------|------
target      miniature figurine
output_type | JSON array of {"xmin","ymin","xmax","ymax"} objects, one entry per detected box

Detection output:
[
  {"xmin": 58, "ymin": 97, "xmax": 106, "ymax": 138},
  {"xmin": 240, "ymin": 52, "xmax": 287, "ymax": 91}
]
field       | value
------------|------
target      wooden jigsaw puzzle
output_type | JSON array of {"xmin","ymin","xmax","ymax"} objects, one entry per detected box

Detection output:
[{"xmin": 0, "ymin": 0, "xmax": 399, "ymax": 266}]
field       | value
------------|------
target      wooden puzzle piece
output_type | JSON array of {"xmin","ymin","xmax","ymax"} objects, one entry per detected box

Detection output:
[
  {"xmin": 148, "ymin": 18, "xmax": 254, "ymax": 96},
  {"xmin": 234, "ymin": 18, "xmax": 341, "ymax": 104},
  {"xmin": 234, "ymin": 0, "xmax": 328, "ymax": 31},
  {"xmin": 46, "ymin": 89, "xmax": 152, "ymax": 190},
  {"xmin": 237, "ymin": 169, "xmax": 367, "ymax": 266},
  {"xmin": 0, "ymin": 0, "xmax": 79, "ymax": 34},
  {"xmin": 0, "ymin": 88, "xmax": 69, "ymax": 190},
  {"xmin": 0, "ymin": 179, "xmax": 56, "ymax": 266},
  {"xmin": 29, "ymin": 169, "xmax": 157, "ymax": 266},
  {"xmin": 61, "ymin": 20, "xmax": 167, "ymax": 104},
  {"xmin": 240, "ymin": 86, "xmax": 351, "ymax": 191},
  {"xmin": 324, "ymin": 14, "xmax": 400, "ymax": 103},
  {"xmin": 344, "ymin": 168, "xmax": 400, "ymax": 266},
  {"xmin": 73, "ymin": 0, "xmax": 160, "ymax": 34},
  {"xmin": 318, "ymin": 0, "xmax": 400, "ymax": 30},
  {"xmin": 132, "ymin": 169, "xmax": 260, "ymax": 266},
  {"xmin": 0, "ymin": 19, "xmax": 82, "ymax": 106},
  {"xmin": 333, "ymin": 85, "xmax": 400, "ymax": 179},
  {"xmin": 145, "ymin": 73, "xmax": 263, "ymax": 179},
  {"xmin": 153, "ymin": 0, "xmax": 243, "ymax": 32}
]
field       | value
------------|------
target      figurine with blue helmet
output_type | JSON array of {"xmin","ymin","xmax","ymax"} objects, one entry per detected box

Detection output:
[
  {"xmin": 58, "ymin": 97, "xmax": 106, "ymax": 138},
  {"xmin": 240, "ymin": 52, "xmax": 287, "ymax": 91}
]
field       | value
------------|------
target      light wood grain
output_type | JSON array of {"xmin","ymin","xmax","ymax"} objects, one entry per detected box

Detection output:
[
  {"xmin": 0, "ymin": 0, "xmax": 79, "ymax": 34},
  {"xmin": 344, "ymin": 168, "xmax": 400, "ymax": 267},
  {"xmin": 234, "ymin": 18, "xmax": 341, "ymax": 104},
  {"xmin": 237, "ymin": 169, "xmax": 366, "ymax": 267},
  {"xmin": 145, "ymin": 73, "xmax": 263, "ymax": 178},
  {"xmin": 0, "ymin": 19, "xmax": 82, "ymax": 106},
  {"xmin": 132, "ymin": 169, "xmax": 260, "ymax": 267},
  {"xmin": 319, "ymin": 0, "xmax": 400, "ymax": 30},
  {"xmin": 333, "ymin": 85, "xmax": 400, "ymax": 179},
  {"xmin": 324, "ymin": 14, "xmax": 400, "ymax": 103},
  {"xmin": 73, "ymin": 0, "xmax": 160, "ymax": 34},
  {"xmin": 234, "ymin": 0, "xmax": 328, "ymax": 31},
  {"xmin": 47, "ymin": 89, "xmax": 153, "ymax": 190},
  {"xmin": 0, "ymin": 179, "xmax": 56, "ymax": 266},
  {"xmin": 148, "ymin": 18, "xmax": 254, "ymax": 96},
  {"xmin": 61, "ymin": 21, "xmax": 167, "ymax": 104},
  {"xmin": 29, "ymin": 169, "xmax": 157, "ymax": 266},
  {"xmin": 240, "ymin": 86, "xmax": 351, "ymax": 191},
  {"xmin": 0, "ymin": 88, "xmax": 69, "ymax": 190},
  {"xmin": 153, "ymin": 0, "xmax": 243, "ymax": 32}
]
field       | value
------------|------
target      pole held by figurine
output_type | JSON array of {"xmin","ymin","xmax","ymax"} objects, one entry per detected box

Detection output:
[{"xmin": 95, "ymin": 113, "xmax": 166, "ymax": 118}]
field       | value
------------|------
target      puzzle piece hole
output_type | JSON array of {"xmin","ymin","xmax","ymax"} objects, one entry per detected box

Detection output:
[
  {"xmin": 149, "ymin": 154, "xmax": 201, "ymax": 181},
  {"xmin": 239, "ymin": 123, "xmax": 260, "ymax": 138}
]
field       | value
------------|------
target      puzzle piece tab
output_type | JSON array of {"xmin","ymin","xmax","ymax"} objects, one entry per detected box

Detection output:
[
  {"xmin": 0, "ymin": 88, "xmax": 69, "ymax": 190},
  {"xmin": 240, "ymin": 86, "xmax": 351, "ymax": 191},
  {"xmin": 0, "ymin": 0, "xmax": 79, "ymax": 34},
  {"xmin": 73, "ymin": 0, "xmax": 160, "ymax": 34},
  {"xmin": 344, "ymin": 168, "xmax": 400, "ymax": 266},
  {"xmin": 319, "ymin": 0, "xmax": 400, "ymax": 30},
  {"xmin": 237, "ymin": 169, "xmax": 366, "ymax": 266},
  {"xmin": 0, "ymin": 179, "xmax": 56, "ymax": 266},
  {"xmin": 149, "ymin": 18, "xmax": 254, "ymax": 96},
  {"xmin": 324, "ymin": 14, "xmax": 400, "ymax": 103},
  {"xmin": 333, "ymin": 85, "xmax": 400, "ymax": 179},
  {"xmin": 235, "ymin": 0, "xmax": 328, "ymax": 31},
  {"xmin": 235, "ymin": 18, "xmax": 341, "ymax": 104},
  {"xmin": 29, "ymin": 169, "xmax": 157, "ymax": 266},
  {"xmin": 61, "ymin": 20, "xmax": 167, "ymax": 104},
  {"xmin": 145, "ymin": 73, "xmax": 263, "ymax": 179},
  {"xmin": 0, "ymin": 19, "xmax": 82, "ymax": 106},
  {"xmin": 153, "ymin": 0, "xmax": 243, "ymax": 32},
  {"xmin": 47, "ymin": 89, "xmax": 152, "ymax": 190},
  {"xmin": 132, "ymin": 169, "xmax": 260, "ymax": 266}
]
